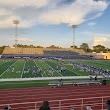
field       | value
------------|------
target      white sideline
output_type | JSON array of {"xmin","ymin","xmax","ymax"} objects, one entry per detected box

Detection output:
[{"xmin": 0, "ymin": 76, "xmax": 103, "ymax": 82}]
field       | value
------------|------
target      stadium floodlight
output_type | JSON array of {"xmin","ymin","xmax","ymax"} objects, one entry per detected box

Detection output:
[
  {"xmin": 13, "ymin": 20, "xmax": 20, "ymax": 47},
  {"xmin": 72, "ymin": 25, "xmax": 77, "ymax": 48}
]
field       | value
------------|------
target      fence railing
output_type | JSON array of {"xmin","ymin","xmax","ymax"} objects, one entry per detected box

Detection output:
[{"xmin": 0, "ymin": 96, "xmax": 110, "ymax": 110}]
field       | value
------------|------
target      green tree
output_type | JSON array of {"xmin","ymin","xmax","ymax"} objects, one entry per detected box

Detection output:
[
  {"xmin": 47, "ymin": 45, "xmax": 62, "ymax": 48},
  {"xmin": 70, "ymin": 45, "xmax": 78, "ymax": 48},
  {"xmin": 80, "ymin": 43, "xmax": 90, "ymax": 52},
  {"xmin": 36, "ymin": 46, "xmax": 43, "ymax": 48},
  {"xmin": 0, "ymin": 46, "xmax": 6, "ymax": 54},
  {"xmin": 93, "ymin": 45, "xmax": 106, "ymax": 53}
]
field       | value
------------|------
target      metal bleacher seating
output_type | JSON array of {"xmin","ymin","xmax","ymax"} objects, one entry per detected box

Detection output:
[
  {"xmin": 48, "ymin": 80, "xmax": 101, "ymax": 87},
  {"xmin": 2, "ymin": 47, "xmax": 44, "ymax": 55},
  {"xmin": 2, "ymin": 47, "xmax": 85, "ymax": 58}
]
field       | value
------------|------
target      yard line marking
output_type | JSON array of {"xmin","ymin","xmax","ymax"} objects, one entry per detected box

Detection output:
[
  {"xmin": 63, "ymin": 64, "xmax": 80, "ymax": 76},
  {"xmin": 21, "ymin": 60, "xmax": 26, "ymax": 78},
  {"xmin": 0, "ymin": 60, "xmax": 17, "ymax": 77},
  {"xmin": 34, "ymin": 60, "xmax": 43, "ymax": 77},
  {"xmin": 51, "ymin": 60, "xmax": 80, "ymax": 76},
  {"xmin": 40, "ymin": 61, "xmax": 51, "ymax": 77},
  {"xmin": 42, "ymin": 60, "xmax": 62, "ymax": 76}
]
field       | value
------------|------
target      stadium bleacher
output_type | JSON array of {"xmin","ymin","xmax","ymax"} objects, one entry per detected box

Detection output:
[
  {"xmin": 2, "ymin": 47, "xmax": 44, "ymax": 55},
  {"xmin": 1, "ymin": 47, "xmax": 86, "ymax": 59}
]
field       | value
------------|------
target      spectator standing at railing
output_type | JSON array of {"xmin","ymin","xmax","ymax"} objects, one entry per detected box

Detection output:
[
  {"xmin": 70, "ymin": 107, "xmax": 75, "ymax": 110},
  {"xmin": 89, "ymin": 74, "xmax": 93, "ymax": 81},
  {"xmin": 107, "ymin": 100, "xmax": 110, "ymax": 110},
  {"xmin": 3, "ymin": 105, "xmax": 11, "ymax": 110},
  {"xmin": 39, "ymin": 101, "xmax": 51, "ymax": 110},
  {"xmin": 58, "ymin": 78, "xmax": 63, "ymax": 86},
  {"xmin": 94, "ymin": 75, "xmax": 97, "ymax": 81},
  {"xmin": 86, "ymin": 106, "xmax": 92, "ymax": 110}
]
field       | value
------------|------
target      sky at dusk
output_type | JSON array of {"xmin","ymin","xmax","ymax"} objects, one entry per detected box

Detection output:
[{"xmin": 0, "ymin": 0, "xmax": 110, "ymax": 48}]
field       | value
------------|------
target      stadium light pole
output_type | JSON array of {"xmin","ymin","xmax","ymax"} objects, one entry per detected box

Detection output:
[
  {"xmin": 72, "ymin": 25, "xmax": 77, "ymax": 48},
  {"xmin": 13, "ymin": 20, "xmax": 20, "ymax": 47}
]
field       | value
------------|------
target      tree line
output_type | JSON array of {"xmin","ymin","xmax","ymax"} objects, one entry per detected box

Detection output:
[
  {"xmin": 77, "ymin": 43, "xmax": 110, "ymax": 53},
  {"xmin": 0, "ymin": 43, "xmax": 110, "ymax": 54}
]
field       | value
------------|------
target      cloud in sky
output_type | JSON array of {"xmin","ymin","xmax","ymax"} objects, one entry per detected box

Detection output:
[
  {"xmin": 0, "ymin": 0, "xmax": 51, "ymax": 8},
  {"xmin": 93, "ymin": 37, "xmax": 107, "ymax": 45},
  {"xmin": 17, "ymin": 37, "xmax": 34, "ymax": 42},
  {"xmin": 0, "ymin": 9, "xmax": 12, "ymax": 16},
  {"xmin": 0, "ymin": 0, "xmax": 109, "ymax": 28},
  {"xmin": 88, "ymin": 22, "xmax": 96, "ymax": 26},
  {"xmin": 92, "ymin": 34, "xmax": 110, "ymax": 48},
  {"xmin": 80, "ymin": 31, "xmax": 110, "ymax": 48}
]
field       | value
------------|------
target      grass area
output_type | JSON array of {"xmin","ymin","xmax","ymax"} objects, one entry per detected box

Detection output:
[
  {"xmin": 0, "ymin": 80, "xmax": 49, "ymax": 89},
  {"xmin": 0, "ymin": 79, "xmax": 110, "ymax": 89}
]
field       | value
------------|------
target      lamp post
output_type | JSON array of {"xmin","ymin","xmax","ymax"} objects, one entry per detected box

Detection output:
[
  {"xmin": 72, "ymin": 25, "xmax": 77, "ymax": 48},
  {"xmin": 13, "ymin": 20, "xmax": 20, "ymax": 47}
]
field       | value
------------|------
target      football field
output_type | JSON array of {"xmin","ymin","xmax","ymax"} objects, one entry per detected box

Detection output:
[{"xmin": 0, "ymin": 59, "xmax": 110, "ymax": 79}]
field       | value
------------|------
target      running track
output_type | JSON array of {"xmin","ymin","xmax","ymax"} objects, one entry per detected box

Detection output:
[{"xmin": 0, "ymin": 84, "xmax": 110, "ymax": 110}]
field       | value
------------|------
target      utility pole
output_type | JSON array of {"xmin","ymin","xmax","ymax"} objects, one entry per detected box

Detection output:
[
  {"xmin": 13, "ymin": 20, "xmax": 20, "ymax": 47},
  {"xmin": 72, "ymin": 25, "xmax": 77, "ymax": 48}
]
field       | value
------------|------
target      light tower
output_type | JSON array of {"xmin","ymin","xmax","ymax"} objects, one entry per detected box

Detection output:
[
  {"xmin": 72, "ymin": 25, "xmax": 77, "ymax": 48},
  {"xmin": 13, "ymin": 20, "xmax": 20, "ymax": 47}
]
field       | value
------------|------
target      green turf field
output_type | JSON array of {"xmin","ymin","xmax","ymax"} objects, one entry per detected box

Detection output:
[{"xmin": 0, "ymin": 59, "xmax": 110, "ymax": 78}]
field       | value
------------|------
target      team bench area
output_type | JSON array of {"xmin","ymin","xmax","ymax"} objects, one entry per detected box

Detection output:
[{"xmin": 48, "ymin": 80, "xmax": 101, "ymax": 87}]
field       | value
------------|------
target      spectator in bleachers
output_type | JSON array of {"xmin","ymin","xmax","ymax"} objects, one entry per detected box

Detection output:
[{"xmin": 39, "ymin": 101, "xmax": 51, "ymax": 110}]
